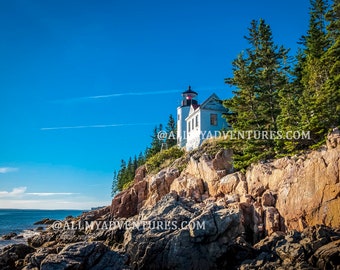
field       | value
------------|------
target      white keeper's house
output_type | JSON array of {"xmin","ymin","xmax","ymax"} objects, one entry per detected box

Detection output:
[{"xmin": 177, "ymin": 86, "xmax": 229, "ymax": 151}]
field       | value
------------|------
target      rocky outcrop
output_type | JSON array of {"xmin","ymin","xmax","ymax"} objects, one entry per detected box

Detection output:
[
  {"xmin": 111, "ymin": 131, "xmax": 340, "ymax": 233},
  {"xmin": 111, "ymin": 167, "xmax": 181, "ymax": 218},
  {"xmin": 111, "ymin": 149, "xmax": 233, "ymax": 218},
  {"xmin": 2, "ymin": 196, "xmax": 340, "ymax": 270},
  {"xmin": 39, "ymin": 242, "xmax": 128, "ymax": 270},
  {"xmin": 0, "ymin": 244, "xmax": 35, "ymax": 270},
  {"xmin": 2, "ymin": 232, "xmax": 18, "ymax": 240},
  {"xmin": 123, "ymin": 194, "xmax": 246, "ymax": 269},
  {"xmin": 34, "ymin": 218, "xmax": 57, "ymax": 225},
  {"xmin": 246, "ymin": 144, "xmax": 340, "ymax": 231},
  {"xmin": 240, "ymin": 225, "xmax": 340, "ymax": 269},
  {"xmin": 1, "ymin": 133, "xmax": 339, "ymax": 269}
]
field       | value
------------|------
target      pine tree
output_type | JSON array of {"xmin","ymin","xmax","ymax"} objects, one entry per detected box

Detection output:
[
  {"xmin": 137, "ymin": 152, "xmax": 145, "ymax": 166},
  {"xmin": 322, "ymin": 0, "xmax": 340, "ymax": 129},
  {"xmin": 224, "ymin": 19, "xmax": 290, "ymax": 169},
  {"xmin": 133, "ymin": 155, "xmax": 138, "ymax": 171},
  {"xmin": 146, "ymin": 124, "xmax": 163, "ymax": 158},
  {"xmin": 111, "ymin": 170, "xmax": 118, "ymax": 197},
  {"xmin": 116, "ymin": 159, "xmax": 126, "ymax": 191},
  {"xmin": 126, "ymin": 157, "xmax": 134, "ymax": 183},
  {"xmin": 276, "ymin": 50, "xmax": 306, "ymax": 153},
  {"xmin": 299, "ymin": 0, "xmax": 331, "ymax": 146},
  {"xmin": 165, "ymin": 114, "xmax": 177, "ymax": 148}
]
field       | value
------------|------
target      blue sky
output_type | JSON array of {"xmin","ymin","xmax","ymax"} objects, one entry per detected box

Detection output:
[{"xmin": 0, "ymin": 0, "xmax": 310, "ymax": 209}]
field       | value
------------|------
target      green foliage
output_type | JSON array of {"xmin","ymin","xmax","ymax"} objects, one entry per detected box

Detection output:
[
  {"xmin": 145, "ymin": 124, "xmax": 163, "ymax": 159},
  {"xmin": 111, "ymin": 170, "xmax": 118, "ymax": 197},
  {"xmin": 276, "ymin": 50, "xmax": 306, "ymax": 153},
  {"xmin": 112, "ymin": 114, "xmax": 180, "ymax": 194},
  {"xmin": 165, "ymin": 114, "xmax": 177, "ymax": 148},
  {"xmin": 322, "ymin": 0, "xmax": 340, "ymax": 127},
  {"xmin": 276, "ymin": 0, "xmax": 339, "ymax": 154},
  {"xmin": 122, "ymin": 181, "xmax": 134, "ymax": 190},
  {"xmin": 298, "ymin": 0, "xmax": 336, "ymax": 146},
  {"xmin": 145, "ymin": 146, "xmax": 185, "ymax": 173},
  {"xmin": 224, "ymin": 19, "xmax": 290, "ymax": 170},
  {"xmin": 115, "ymin": 157, "xmax": 138, "ymax": 194},
  {"xmin": 224, "ymin": 0, "xmax": 339, "ymax": 170}
]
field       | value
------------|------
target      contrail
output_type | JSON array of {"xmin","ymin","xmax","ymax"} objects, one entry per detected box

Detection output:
[
  {"xmin": 87, "ymin": 89, "xmax": 182, "ymax": 99},
  {"xmin": 54, "ymin": 89, "xmax": 182, "ymax": 103},
  {"xmin": 53, "ymin": 87, "xmax": 217, "ymax": 103},
  {"xmin": 41, "ymin": 122, "xmax": 156, "ymax": 131}
]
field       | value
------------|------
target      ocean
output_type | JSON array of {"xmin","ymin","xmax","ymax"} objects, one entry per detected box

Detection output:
[{"xmin": 0, "ymin": 209, "xmax": 84, "ymax": 248}]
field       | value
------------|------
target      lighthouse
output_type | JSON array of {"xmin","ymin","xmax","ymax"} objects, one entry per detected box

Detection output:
[{"xmin": 177, "ymin": 86, "xmax": 198, "ymax": 148}]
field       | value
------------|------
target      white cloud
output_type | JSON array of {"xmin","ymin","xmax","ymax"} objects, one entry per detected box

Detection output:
[
  {"xmin": 0, "ymin": 167, "xmax": 18, "ymax": 174},
  {"xmin": 26, "ymin": 192, "xmax": 78, "ymax": 196},
  {"xmin": 0, "ymin": 187, "xmax": 27, "ymax": 197},
  {"xmin": 0, "ymin": 187, "xmax": 78, "ymax": 198},
  {"xmin": 0, "ymin": 187, "xmax": 108, "ymax": 210},
  {"xmin": 0, "ymin": 199, "xmax": 110, "ymax": 210}
]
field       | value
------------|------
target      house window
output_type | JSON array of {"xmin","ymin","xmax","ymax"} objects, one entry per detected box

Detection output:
[
  {"xmin": 192, "ymin": 118, "xmax": 194, "ymax": 129},
  {"xmin": 195, "ymin": 115, "xmax": 198, "ymax": 127},
  {"xmin": 210, "ymin": 114, "xmax": 218, "ymax": 126},
  {"xmin": 188, "ymin": 121, "xmax": 191, "ymax": 132}
]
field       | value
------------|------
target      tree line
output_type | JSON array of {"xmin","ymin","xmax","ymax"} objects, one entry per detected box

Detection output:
[
  {"xmin": 112, "ymin": 0, "xmax": 339, "ymax": 194},
  {"xmin": 111, "ymin": 114, "xmax": 176, "ymax": 196},
  {"xmin": 223, "ymin": 0, "xmax": 339, "ymax": 170}
]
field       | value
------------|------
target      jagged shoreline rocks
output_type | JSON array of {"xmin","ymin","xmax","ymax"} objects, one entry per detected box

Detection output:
[
  {"xmin": 1, "ymin": 196, "xmax": 339, "ymax": 269},
  {"xmin": 0, "ymin": 131, "xmax": 339, "ymax": 269},
  {"xmin": 34, "ymin": 219, "xmax": 57, "ymax": 226}
]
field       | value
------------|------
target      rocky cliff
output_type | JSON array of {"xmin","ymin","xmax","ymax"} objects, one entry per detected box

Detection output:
[
  {"xmin": 1, "ymin": 129, "xmax": 339, "ymax": 269},
  {"xmin": 111, "ymin": 129, "xmax": 340, "ymax": 236}
]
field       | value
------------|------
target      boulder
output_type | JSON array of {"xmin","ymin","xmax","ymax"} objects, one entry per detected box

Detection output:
[
  {"xmin": 170, "ymin": 174, "xmax": 205, "ymax": 202},
  {"xmin": 0, "ymin": 244, "xmax": 35, "ymax": 270},
  {"xmin": 261, "ymin": 190, "xmax": 276, "ymax": 207},
  {"xmin": 34, "ymin": 218, "xmax": 57, "ymax": 225},
  {"xmin": 239, "ymin": 225, "xmax": 340, "ymax": 269},
  {"xmin": 185, "ymin": 149, "xmax": 233, "ymax": 197},
  {"xmin": 125, "ymin": 194, "xmax": 245, "ymax": 270},
  {"xmin": 24, "ymin": 247, "xmax": 57, "ymax": 269},
  {"xmin": 40, "ymin": 242, "xmax": 128, "ymax": 270},
  {"xmin": 309, "ymin": 239, "xmax": 340, "ymax": 269},
  {"xmin": 326, "ymin": 127, "xmax": 340, "ymax": 149},
  {"xmin": 28, "ymin": 232, "xmax": 57, "ymax": 248},
  {"xmin": 1, "ymin": 232, "xmax": 17, "ymax": 240}
]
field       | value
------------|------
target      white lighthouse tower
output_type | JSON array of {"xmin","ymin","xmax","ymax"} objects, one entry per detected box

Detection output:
[{"xmin": 177, "ymin": 86, "xmax": 198, "ymax": 148}]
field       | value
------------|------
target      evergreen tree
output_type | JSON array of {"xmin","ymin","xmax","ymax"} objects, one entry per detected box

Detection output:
[
  {"xmin": 116, "ymin": 159, "xmax": 126, "ymax": 191},
  {"xmin": 299, "ymin": 0, "xmax": 332, "ymax": 146},
  {"xmin": 111, "ymin": 170, "xmax": 118, "ymax": 197},
  {"xmin": 276, "ymin": 50, "xmax": 306, "ymax": 153},
  {"xmin": 126, "ymin": 157, "xmax": 134, "ymax": 183},
  {"xmin": 146, "ymin": 124, "xmax": 163, "ymax": 158},
  {"xmin": 133, "ymin": 155, "xmax": 138, "ymax": 171},
  {"xmin": 322, "ymin": 0, "xmax": 340, "ymax": 128},
  {"xmin": 165, "ymin": 114, "xmax": 177, "ymax": 147},
  {"xmin": 137, "ymin": 152, "xmax": 145, "ymax": 166},
  {"xmin": 223, "ymin": 19, "xmax": 290, "ymax": 169}
]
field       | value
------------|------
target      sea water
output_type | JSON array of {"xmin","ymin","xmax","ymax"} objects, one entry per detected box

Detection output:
[{"xmin": 0, "ymin": 209, "xmax": 83, "ymax": 248}]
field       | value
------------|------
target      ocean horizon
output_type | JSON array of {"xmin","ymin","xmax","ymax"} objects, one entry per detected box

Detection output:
[{"xmin": 0, "ymin": 209, "xmax": 84, "ymax": 248}]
